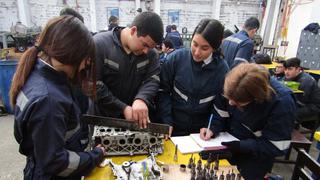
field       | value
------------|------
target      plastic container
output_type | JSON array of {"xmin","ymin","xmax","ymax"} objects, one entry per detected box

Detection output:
[{"xmin": 0, "ymin": 60, "xmax": 18, "ymax": 113}]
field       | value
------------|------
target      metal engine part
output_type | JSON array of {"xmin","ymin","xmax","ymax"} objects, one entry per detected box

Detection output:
[
  {"xmin": 101, "ymin": 153, "xmax": 162, "ymax": 180},
  {"xmin": 92, "ymin": 126, "xmax": 164, "ymax": 156}
]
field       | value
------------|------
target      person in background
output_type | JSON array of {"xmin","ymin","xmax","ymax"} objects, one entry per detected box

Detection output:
[
  {"xmin": 159, "ymin": 39, "xmax": 175, "ymax": 65},
  {"xmin": 94, "ymin": 12, "xmax": 163, "ymax": 128},
  {"xmin": 59, "ymin": 7, "xmax": 84, "ymax": 23},
  {"xmin": 221, "ymin": 17, "xmax": 260, "ymax": 68},
  {"xmin": 164, "ymin": 25, "xmax": 172, "ymax": 39},
  {"xmin": 200, "ymin": 63, "xmax": 295, "ymax": 180},
  {"xmin": 158, "ymin": 18, "xmax": 228, "ymax": 136},
  {"xmin": 284, "ymin": 57, "xmax": 320, "ymax": 129},
  {"xmin": 108, "ymin": 15, "xmax": 119, "ymax": 31},
  {"xmin": 10, "ymin": 16, "xmax": 105, "ymax": 179},
  {"xmin": 273, "ymin": 60, "xmax": 286, "ymax": 81},
  {"xmin": 223, "ymin": 29, "xmax": 234, "ymax": 39},
  {"xmin": 165, "ymin": 24, "xmax": 183, "ymax": 49},
  {"xmin": 252, "ymin": 53, "xmax": 272, "ymax": 64}
]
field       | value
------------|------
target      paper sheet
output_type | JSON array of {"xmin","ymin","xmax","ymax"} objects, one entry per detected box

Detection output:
[
  {"xmin": 170, "ymin": 136, "xmax": 204, "ymax": 154},
  {"xmin": 190, "ymin": 132, "xmax": 239, "ymax": 148}
]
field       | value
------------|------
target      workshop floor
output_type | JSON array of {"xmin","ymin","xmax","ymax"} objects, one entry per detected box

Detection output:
[{"xmin": 0, "ymin": 115, "xmax": 318, "ymax": 180}]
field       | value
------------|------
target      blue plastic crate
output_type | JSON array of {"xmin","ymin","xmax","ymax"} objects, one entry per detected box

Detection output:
[{"xmin": 0, "ymin": 60, "xmax": 18, "ymax": 113}]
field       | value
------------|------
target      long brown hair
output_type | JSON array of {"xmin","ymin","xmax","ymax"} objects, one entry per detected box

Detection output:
[
  {"xmin": 10, "ymin": 15, "xmax": 96, "ymax": 107},
  {"xmin": 224, "ymin": 63, "xmax": 275, "ymax": 104}
]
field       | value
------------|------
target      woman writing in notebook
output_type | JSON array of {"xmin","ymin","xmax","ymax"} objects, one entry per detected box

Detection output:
[{"xmin": 200, "ymin": 63, "xmax": 296, "ymax": 180}]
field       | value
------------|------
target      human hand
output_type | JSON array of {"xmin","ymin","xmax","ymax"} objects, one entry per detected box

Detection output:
[
  {"xmin": 221, "ymin": 141, "xmax": 240, "ymax": 153},
  {"xmin": 132, "ymin": 99, "xmax": 149, "ymax": 128},
  {"xmin": 200, "ymin": 128, "xmax": 214, "ymax": 141},
  {"xmin": 164, "ymin": 126, "xmax": 173, "ymax": 140},
  {"xmin": 96, "ymin": 144, "xmax": 107, "ymax": 156},
  {"xmin": 123, "ymin": 106, "xmax": 133, "ymax": 120}
]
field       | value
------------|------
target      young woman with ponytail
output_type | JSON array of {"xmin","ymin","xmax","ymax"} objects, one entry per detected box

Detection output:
[
  {"xmin": 10, "ymin": 16, "xmax": 105, "ymax": 179},
  {"xmin": 158, "ymin": 18, "xmax": 229, "ymax": 136}
]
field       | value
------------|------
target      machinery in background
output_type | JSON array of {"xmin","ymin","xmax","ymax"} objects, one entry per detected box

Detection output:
[
  {"xmin": 7, "ymin": 22, "xmax": 41, "ymax": 52},
  {"xmin": 253, "ymin": 34, "xmax": 263, "ymax": 53}
]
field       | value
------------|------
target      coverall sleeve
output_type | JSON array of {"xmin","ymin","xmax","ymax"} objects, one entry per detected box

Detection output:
[
  {"xmin": 298, "ymin": 77, "xmax": 320, "ymax": 113},
  {"xmin": 238, "ymin": 95, "xmax": 296, "ymax": 158},
  {"xmin": 134, "ymin": 50, "xmax": 160, "ymax": 106},
  {"xmin": 232, "ymin": 40, "xmax": 254, "ymax": 67},
  {"xmin": 210, "ymin": 93, "xmax": 230, "ymax": 135},
  {"xmin": 158, "ymin": 54, "xmax": 176, "ymax": 126},
  {"xmin": 29, "ymin": 96, "xmax": 104, "ymax": 177},
  {"xmin": 94, "ymin": 35, "xmax": 127, "ymax": 112}
]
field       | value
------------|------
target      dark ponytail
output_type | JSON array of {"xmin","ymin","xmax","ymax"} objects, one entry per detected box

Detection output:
[{"xmin": 10, "ymin": 46, "xmax": 39, "ymax": 106}]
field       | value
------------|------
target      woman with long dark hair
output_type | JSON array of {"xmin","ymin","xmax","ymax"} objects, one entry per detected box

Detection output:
[
  {"xmin": 158, "ymin": 18, "xmax": 229, "ymax": 136},
  {"xmin": 10, "ymin": 16, "xmax": 105, "ymax": 179}
]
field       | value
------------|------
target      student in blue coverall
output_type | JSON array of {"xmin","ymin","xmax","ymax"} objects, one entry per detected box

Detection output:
[
  {"xmin": 159, "ymin": 39, "xmax": 175, "ymax": 65},
  {"xmin": 158, "ymin": 18, "xmax": 229, "ymax": 137},
  {"xmin": 94, "ymin": 12, "xmax": 163, "ymax": 128},
  {"xmin": 165, "ymin": 24, "xmax": 183, "ymax": 49},
  {"xmin": 200, "ymin": 63, "xmax": 296, "ymax": 180},
  {"xmin": 10, "ymin": 16, "xmax": 106, "ymax": 180},
  {"xmin": 284, "ymin": 57, "xmax": 320, "ymax": 129},
  {"xmin": 273, "ymin": 60, "xmax": 286, "ymax": 81},
  {"xmin": 221, "ymin": 17, "xmax": 260, "ymax": 68}
]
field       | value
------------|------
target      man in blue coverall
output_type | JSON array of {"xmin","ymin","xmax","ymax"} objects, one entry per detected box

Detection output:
[
  {"xmin": 221, "ymin": 17, "xmax": 260, "ymax": 68},
  {"xmin": 94, "ymin": 12, "xmax": 163, "ymax": 128},
  {"xmin": 165, "ymin": 24, "xmax": 183, "ymax": 49},
  {"xmin": 284, "ymin": 57, "xmax": 320, "ymax": 129}
]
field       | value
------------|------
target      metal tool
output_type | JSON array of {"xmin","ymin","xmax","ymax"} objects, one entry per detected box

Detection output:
[
  {"xmin": 214, "ymin": 154, "xmax": 219, "ymax": 170},
  {"xmin": 231, "ymin": 170, "xmax": 235, "ymax": 180},
  {"xmin": 226, "ymin": 170, "xmax": 231, "ymax": 180},
  {"xmin": 197, "ymin": 159, "xmax": 202, "ymax": 170},
  {"xmin": 236, "ymin": 173, "xmax": 241, "ymax": 180},
  {"xmin": 82, "ymin": 114, "xmax": 170, "ymax": 134},
  {"xmin": 188, "ymin": 154, "xmax": 194, "ymax": 168},
  {"xmin": 174, "ymin": 144, "xmax": 178, "ymax": 161},
  {"xmin": 219, "ymin": 171, "xmax": 224, "ymax": 180}
]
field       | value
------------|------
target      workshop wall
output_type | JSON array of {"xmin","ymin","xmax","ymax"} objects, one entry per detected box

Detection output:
[
  {"xmin": 0, "ymin": 0, "xmax": 260, "ymax": 34},
  {"xmin": 220, "ymin": 0, "xmax": 261, "ymax": 30},
  {"xmin": 0, "ymin": 0, "xmax": 19, "ymax": 32},
  {"xmin": 278, "ymin": 0, "xmax": 320, "ymax": 59}
]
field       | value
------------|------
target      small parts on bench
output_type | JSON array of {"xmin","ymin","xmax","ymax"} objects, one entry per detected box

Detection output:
[{"xmin": 102, "ymin": 153, "xmax": 163, "ymax": 180}]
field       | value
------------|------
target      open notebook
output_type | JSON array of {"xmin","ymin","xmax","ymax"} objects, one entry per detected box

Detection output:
[{"xmin": 170, "ymin": 132, "xmax": 239, "ymax": 154}]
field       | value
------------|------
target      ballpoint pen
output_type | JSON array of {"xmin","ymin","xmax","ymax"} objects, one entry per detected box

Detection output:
[{"xmin": 206, "ymin": 114, "xmax": 214, "ymax": 137}]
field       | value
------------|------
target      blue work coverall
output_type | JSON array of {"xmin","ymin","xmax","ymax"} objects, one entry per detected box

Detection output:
[
  {"xmin": 165, "ymin": 31, "xmax": 183, "ymax": 49},
  {"xmin": 94, "ymin": 27, "xmax": 160, "ymax": 118},
  {"xmin": 287, "ymin": 72, "xmax": 320, "ymax": 128},
  {"xmin": 210, "ymin": 78, "xmax": 296, "ymax": 179},
  {"xmin": 14, "ymin": 59, "xmax": 104, "ymax": 180},
  {"xmin": 158, "ymin": 48, "xmax": 229, "ymax": 136},
  {"xmin": 221, "ymin": 30, "xmax": 254, "ymax": 68}
]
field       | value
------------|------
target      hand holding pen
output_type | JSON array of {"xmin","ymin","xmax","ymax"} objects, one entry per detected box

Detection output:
[{"xmin": 200, "ymin": 114, "xmax": 214, "ymax": 141}]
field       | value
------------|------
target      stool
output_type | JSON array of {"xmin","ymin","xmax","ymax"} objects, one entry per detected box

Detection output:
[{"xmin": 274, "ymin": 130, "xmax": 312, "ymax": 164}]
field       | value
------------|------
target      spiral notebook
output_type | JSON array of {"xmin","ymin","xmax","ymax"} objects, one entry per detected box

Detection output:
[{"xmin": 170, "ymin": 132, "xmax": 239, "ymax": 154}]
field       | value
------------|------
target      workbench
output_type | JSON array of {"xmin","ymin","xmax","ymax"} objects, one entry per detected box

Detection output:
[{"xmin": 85, "ymin": 140, "xmax": 231, "ymax": 180}]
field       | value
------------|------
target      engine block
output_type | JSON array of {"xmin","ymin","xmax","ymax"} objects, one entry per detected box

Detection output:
[{"xmin": 92, "ymin": 126, "xmax": 164, "ymax": 156}]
